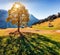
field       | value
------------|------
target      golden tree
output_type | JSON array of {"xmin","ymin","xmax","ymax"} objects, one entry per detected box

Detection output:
[{"xmin": 6, "ymin": 2, "xmax": 29, "ymax": 35}]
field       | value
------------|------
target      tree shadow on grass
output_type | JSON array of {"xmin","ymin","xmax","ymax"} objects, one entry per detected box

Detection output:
[
  {"xmin": 0, "ymin": 33, "xmax": 60, "ymax": 55},
  {"xmin": 19, "ymin": 33, "xmax": 60, "ymax": 55}
]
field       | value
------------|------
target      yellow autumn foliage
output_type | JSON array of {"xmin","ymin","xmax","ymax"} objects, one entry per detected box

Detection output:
[{"xmin": 6, "ymin": 2, "xmax": 29, "ymax": 26}]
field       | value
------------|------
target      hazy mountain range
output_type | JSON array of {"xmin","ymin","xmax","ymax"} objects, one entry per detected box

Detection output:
[{"xmin": 0, "ymin": 9, "xmax": 39, "ymax": 28}]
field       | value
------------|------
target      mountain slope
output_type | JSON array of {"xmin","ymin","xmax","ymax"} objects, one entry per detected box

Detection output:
[
  {"xmin": 28, "ymin": 14, "xmax": 39, "ymax": 26},
  {"xmin": 32, "ymin": 17, "xmax": 60, "ymax": 30},
  {"xmin": 0, "ymin": 10, "xmax": 8, "ymax": 28},
  {"xmin": 0, "ymin": 10, "xmax": 8, "ymax": 21}
]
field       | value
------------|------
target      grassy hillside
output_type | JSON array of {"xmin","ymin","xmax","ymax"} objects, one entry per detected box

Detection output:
[
  {"xmin": 0, "ymin": 33, "xmax": 60, "ymax": 55},
  {"xmin": 32, "ymin": 18, "xmax": 60, "ymax": 30}
]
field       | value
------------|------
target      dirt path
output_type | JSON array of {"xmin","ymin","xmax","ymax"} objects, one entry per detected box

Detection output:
[{"xmin": 0, "ymin": 28, "xmax": 60, "ymax": 36}]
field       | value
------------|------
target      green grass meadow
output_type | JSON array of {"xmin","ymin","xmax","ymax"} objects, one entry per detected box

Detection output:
[{"xmin": 0, "ymin": 33, "xmax": 60, "ymax": 55}]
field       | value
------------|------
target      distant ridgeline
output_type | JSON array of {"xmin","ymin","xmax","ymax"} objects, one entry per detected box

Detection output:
[
  {"xmin": 34, "ymin": 13, "xmax": 60, "ymax": 25},
  {"xmin": 0, "ymin": 9, "xmax": 39, "ymax": 28}
]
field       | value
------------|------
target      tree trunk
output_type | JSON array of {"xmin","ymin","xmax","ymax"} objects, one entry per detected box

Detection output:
[
  {"xmin": 18, "ymin": 23, "xmax": 20, "ymax": 32},
  {"xmin": 18, "ymin": 19, "xmax": 20, "ymax": 33},
  {"xmin": 17, "ymin": 15, "xmax": 23, "ymax": 36},
  {"xmin": 17, "ymin": 14, "xmax": 23, "ymax": 37},
  {"xmin": 17, "ymin": 20, "xmax": 23, "ymax": 37}
]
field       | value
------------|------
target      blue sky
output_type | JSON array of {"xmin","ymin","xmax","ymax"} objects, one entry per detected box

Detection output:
[{"xmin": 0, "ymin": 0, "xmax": 60, "ymax": 20}]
